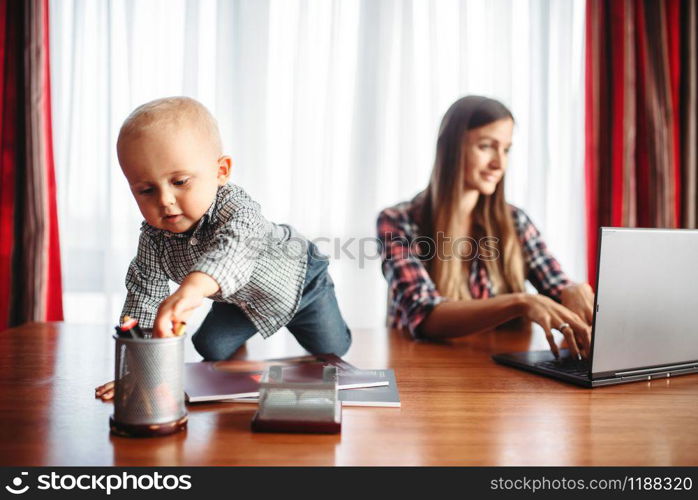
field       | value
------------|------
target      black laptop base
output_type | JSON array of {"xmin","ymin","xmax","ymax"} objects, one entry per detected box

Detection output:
[
  {"xmin": 492, "ymin": 350, "xmax": 698, "ymax": 388},
  {"xmin": 492, "ymin": 349, "xmax": 594, "ymax": 388}
]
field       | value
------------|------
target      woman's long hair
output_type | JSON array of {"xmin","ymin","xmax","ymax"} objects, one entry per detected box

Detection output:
[{"xmin": 420, "ymin": 96, "xmax": 525, "ymax": 299}]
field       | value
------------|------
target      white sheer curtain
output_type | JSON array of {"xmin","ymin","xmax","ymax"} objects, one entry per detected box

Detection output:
[{"xmin": 50, "ymin": 0, "xmax": 586, "ymax": 332}]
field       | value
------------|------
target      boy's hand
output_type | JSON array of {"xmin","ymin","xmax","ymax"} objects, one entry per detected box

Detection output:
[
  {"xmin": 153, "ymin": 289, "xmax": 203, "ymax": 337},
  {"xmin": 153, "ymin": 272, "xmax": 220, "ymax": 337},
  {"xmin": 95, "ymin": 380, "xmax": 115, "ymax": 401}
]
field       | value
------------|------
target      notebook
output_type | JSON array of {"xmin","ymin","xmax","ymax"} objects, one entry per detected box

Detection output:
[{"xmin": 184, "ymin": 354, "xmax": 390, "ymax": 403}]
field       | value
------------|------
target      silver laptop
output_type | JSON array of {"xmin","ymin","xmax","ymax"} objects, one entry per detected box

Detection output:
[{"xmin": 493, "ymin": 227, "xmax": 698, "ymax": 387}]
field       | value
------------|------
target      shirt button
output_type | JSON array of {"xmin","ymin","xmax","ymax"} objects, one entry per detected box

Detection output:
[{"xmin": 190, "ymin": 237, "xmax": 198, "ymax": 246}]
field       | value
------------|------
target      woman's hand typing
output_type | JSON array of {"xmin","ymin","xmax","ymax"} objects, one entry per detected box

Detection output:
[
  {"xmin": 520, "ymin": 293, "xmax": 591, "ymax": 359},
  {"xmin": 560, "ymin": 283, "xmax": 595, "ymax": 326}
]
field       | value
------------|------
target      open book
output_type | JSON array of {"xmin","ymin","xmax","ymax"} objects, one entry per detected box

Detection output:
[{"xmin": 184, "ymin": 354, "xmax": 391, "ymax": 403}]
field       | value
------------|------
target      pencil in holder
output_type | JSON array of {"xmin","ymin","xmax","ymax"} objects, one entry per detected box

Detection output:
[{"xmin": 110, "ymin": 330, "xmax": 188, "ymax": 437}]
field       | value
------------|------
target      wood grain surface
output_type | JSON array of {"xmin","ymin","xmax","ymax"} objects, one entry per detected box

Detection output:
[{"xmin": 0, "ymin": 322, "xmax": 696, "ymax": 466}]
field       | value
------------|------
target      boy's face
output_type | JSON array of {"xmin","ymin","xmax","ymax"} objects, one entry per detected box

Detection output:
[{"xmin": 118, "ymin": 125, "xmax": 231, "ymax": 233}]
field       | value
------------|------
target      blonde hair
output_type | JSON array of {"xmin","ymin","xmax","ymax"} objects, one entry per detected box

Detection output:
[
  {"xmin": 421, "ymin": 96, "xmax": 525, "ymax": 299},
  {"xmin": 118, "ymin": 96, "xmax": 222, "ymax": 154}
]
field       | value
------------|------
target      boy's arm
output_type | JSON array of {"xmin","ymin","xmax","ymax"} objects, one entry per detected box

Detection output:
[
  {"xmin": 152, "ymin": 205, "xmax": 268, "ymax": 337},
  {"xmin": 151, "ymin": 271, "xmax": 217, "ymax": 337},
  {"xmin": 120, "ymin": 232, "xmax": 170, "ymax": 329},
  {"xmin": 189, "ymin": 205, "xmax": 267, "ymax": 299}
]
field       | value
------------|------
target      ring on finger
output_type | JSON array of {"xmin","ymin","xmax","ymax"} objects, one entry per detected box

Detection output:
[{"xmin": 557, "ymin": 322, "xmax": 571, "ymax": 332}]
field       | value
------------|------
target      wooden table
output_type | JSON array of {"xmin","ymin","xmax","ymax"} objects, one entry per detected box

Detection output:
[{"xmin": 1, "ymin": 321, "xmax": 696, "ymax": 466}]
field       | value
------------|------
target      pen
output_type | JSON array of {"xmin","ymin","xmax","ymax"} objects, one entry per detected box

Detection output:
[
  {"xmin": 114, "ymin": 325, "xmax": 133, "ymax": 339},
  {"xmin": 120, "ymin": 316, "xmax": 145, "ymax": 338}
]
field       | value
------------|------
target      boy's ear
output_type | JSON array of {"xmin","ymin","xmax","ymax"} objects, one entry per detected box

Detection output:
[{"xmin": 217, "ymin": 155, "xmax": 232, "ymax": 185}]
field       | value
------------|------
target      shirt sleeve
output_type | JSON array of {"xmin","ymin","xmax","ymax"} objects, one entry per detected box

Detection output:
[
  {"xmin": 377, "ymin": 208, "xmax": 447, "ymax": 339},
  {"xmin": 513, "ymin": 207, "xmax": 571, "ymax": 301},
  {"xmin": 120, "ymin": 231, "xmax": 170, "ymax": 329},
  {"xmin": 189, "ymin": 205, "xmax": 268, "ymax": 300}
]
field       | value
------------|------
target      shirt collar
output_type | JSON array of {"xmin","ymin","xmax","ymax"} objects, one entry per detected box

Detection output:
[{"xmin": 140, "ymin": 185, "xmax": 223, "ymax": 239}]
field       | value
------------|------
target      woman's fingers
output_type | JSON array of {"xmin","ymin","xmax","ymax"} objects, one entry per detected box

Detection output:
[
  {"xmin": 549, "ymin": 310, "xmax": 581, "ymax": 359},
  {"xmin": 551, "ymin": 303, "xmax": 591, "ymax": 358},
  {"xmin": 560, "ymin": 325, "xmax": 581, "ymax": 359},
  {"xmin": 528, "ymin": 295, "xmax": 591, "ymax": 360},
  {"xmin": 580, "ymin": 283, "xmax": 594, "ymax": 326},
  {"xmin": 586, "ymin": 302, "xmax": 594, "ymax": 325},
  {"xmin": 575, "ymin": 324, "xmax": 592, "ymax": 358},
  {"xmin": 565, "ymin": 312, "xmax": 592, "ymax": 358},
  {"xmin": 582, "ymin": 291, "xmax": 594, "ymax": 325}
]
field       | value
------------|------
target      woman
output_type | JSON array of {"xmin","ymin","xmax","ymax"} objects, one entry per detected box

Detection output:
[{"xmin": 377, "ymin": 96, "xmax": 594, "ymax": 358}]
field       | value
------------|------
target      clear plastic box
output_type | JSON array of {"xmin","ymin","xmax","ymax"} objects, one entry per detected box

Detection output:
[{"xmin": 251, "ymin": 365, "xmax": 341, "ymax": 433}]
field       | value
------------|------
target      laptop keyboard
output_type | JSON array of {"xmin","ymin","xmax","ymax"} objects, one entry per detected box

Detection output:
[{"xmin": 537, "ymin": 357, "xmax": 590, "ymax": 378}]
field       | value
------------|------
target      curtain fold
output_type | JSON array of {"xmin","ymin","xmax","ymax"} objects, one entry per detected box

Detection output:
[
  {"xmin": 585, "ymin": 0, "xmax": 697, "ymax": 287},
  {"xmin": 0, "ymin": 0, "xmax": 63, "ymax": 330},
  {"xmin": 682, "ymin": 0, "xmax": 698, "ymax": 228},
  {"xmin": 0, "ymin": 0, "xmax": 21, "ymax": 330}
]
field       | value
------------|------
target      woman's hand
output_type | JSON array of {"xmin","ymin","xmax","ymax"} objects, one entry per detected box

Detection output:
[
  {"xmin": 520, "ymin": 294, "xmax": 591, "ymax": 359},
  {"xmin": 560, "ymin": 283, "xmax": 595, "ymax": 325}
]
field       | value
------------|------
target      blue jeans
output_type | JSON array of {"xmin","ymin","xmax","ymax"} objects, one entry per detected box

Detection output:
[{"xmin": 191, "ymin": 243, "xmax": 352, "ymax": 361}]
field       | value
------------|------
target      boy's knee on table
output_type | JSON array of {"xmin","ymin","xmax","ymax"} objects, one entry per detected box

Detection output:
[
  {"xmin": 191, "ymin": 329, "xmax": 246, "ymax": 362},
  {"xmin": 292, "ymin": 321, "xmax": 352, "ymax": 357},
  {"xmin": 326, "ymin": 327, "xmax": 352, "ymax": 357}
]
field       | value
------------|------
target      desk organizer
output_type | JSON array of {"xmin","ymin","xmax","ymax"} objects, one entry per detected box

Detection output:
[
  {"xmin": 251, "ymin": 365, "xmax": 341, "ymax": 433},
  {"xmin": 110, "ymin": 332, "xmax": 188, "ymax": 437}
]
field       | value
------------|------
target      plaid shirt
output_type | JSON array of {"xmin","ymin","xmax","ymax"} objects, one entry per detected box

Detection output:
[
  {"xmin": 121, "ymin": 183, "xmax": 308, "ymax": 338},
  {"xmin": 377, "ymin": 192, "xmax": 571, "ymax": 338}
]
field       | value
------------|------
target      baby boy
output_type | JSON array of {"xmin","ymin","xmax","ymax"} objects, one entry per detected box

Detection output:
[{"xmin": 96, "ymin": 97, "xmax": 351, "ymax": 400}]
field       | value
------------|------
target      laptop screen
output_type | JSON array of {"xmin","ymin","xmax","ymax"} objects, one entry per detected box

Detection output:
[{"xmin": 590, "ymin": 228, "xmax": 698, "ymax": 376}]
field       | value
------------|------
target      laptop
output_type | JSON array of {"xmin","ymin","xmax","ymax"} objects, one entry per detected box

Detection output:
[{"xmin": 492, "ymin": 227, "xmax": 698, "ymax": 387}]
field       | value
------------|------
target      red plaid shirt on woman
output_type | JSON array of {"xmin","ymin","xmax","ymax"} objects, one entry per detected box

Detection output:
[{"xmin": 377, "ymin": 192, "xmax": 571, "ymax": 338}]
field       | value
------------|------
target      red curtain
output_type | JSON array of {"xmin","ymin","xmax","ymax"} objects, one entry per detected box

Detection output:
[
  {"xmin": 585, "ymin": 0, "xmax": 698, "ymax": 286},
  {"xmin": 0, "ymin": 0, "xmax": 63, "ymax": 330}
]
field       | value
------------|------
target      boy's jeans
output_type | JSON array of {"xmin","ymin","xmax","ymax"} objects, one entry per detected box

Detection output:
[{"xmin": 191, "ymin": 243, "xmax": 352, "ymax": 361}]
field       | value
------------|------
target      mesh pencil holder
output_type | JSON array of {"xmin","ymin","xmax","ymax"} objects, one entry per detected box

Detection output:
[{"xmin": 110, "ymin": 332, "xmax": 188, "ymax": 437}]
